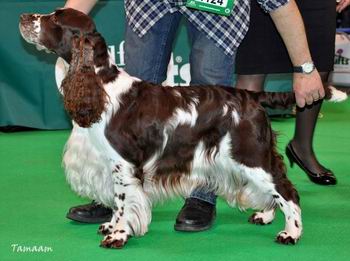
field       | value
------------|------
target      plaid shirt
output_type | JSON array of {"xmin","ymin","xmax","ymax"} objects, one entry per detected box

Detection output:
[{"xmin": 125, "ymin": 0, "xmax": 289, "ymax": 56}]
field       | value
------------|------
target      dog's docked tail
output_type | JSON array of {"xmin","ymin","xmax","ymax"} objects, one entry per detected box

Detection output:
[{"xmin": 255, "ymin": 85, "xmax": 349, "ymax": 109}]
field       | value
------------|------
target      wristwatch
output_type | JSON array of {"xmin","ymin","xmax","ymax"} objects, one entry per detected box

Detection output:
[{"xmin": 293, "ymin": 61, "xmax": 315, "ymax": 74}]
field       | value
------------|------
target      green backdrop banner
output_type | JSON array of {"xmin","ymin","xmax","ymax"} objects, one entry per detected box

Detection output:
[{"xmin": 0, "ymin": 0, "xmax": 292, "ymax": 130}]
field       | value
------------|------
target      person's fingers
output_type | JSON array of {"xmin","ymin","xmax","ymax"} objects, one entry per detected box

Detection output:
[
  {"xmin": 306, "ymin": 96, "xmax": 314, "ymax": 105},
  {"xmin": 341, "ymin": 1, "xmax": 349, "ymax": 11},
  {"xmin": 296, "ymin": 96, "xmax": 305, "ymax": 108},
  {"xmin": 319, "ymin": 87, "xmax": 325, "ymax": 99},
  {"xmin": 336, "ymin": 1, "xmax": 343, "ymax": 12},
  {"xmin": 337, "ymin": 1, "xmax": 348, "ymax": 12},
  {"xmin": 312, "ymin": 92, "xmax": 320, "ymax": 101}
]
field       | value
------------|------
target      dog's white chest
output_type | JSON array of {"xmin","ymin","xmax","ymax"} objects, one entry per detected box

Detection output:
[{"xmin": 62, "ymin": 123, "xmax": 116, "ymax": 207}]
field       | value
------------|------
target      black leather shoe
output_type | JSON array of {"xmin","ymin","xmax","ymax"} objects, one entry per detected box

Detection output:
[
  {"xmin": 286, "ymin": 142, "xmax": 337, "ymax": 185},
  {"xmin": 174, "ymin": 198, "xmax": 216, "ymax": 232},
  {"xmin": 66, "ymin": 201, "xmax": 113, "ymax": 223}
]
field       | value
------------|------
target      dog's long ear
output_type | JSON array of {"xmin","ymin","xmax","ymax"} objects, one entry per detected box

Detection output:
[
  {"xmin": 85, "ymin": 32, "xmax": 120, "ymax": 83},
  {"xmin": 61, "ymin": 34, "xmax": 107, "ymax": 128},
  {"xmin": 86, "ymin": 32, "xmax": 110, "ymax": 68}
]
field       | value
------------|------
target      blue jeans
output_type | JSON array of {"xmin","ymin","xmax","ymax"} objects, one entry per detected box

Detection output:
[{"xmin": 124, "ymin": 12, "xmax": 235, "ymax": 205}]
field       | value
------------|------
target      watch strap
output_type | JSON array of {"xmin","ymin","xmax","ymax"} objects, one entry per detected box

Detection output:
[
  {"xmin": 293, "ymin": 62, "xmax": 315, "ymax": 74},
  {"xmin": 293, "ymin": 66, "xmax": 303, "ymax": 73}
]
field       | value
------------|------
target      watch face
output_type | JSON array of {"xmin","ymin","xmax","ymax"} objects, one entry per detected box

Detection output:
[{"xmin": 302, "ymin": 62, "xmax": 314, "ymax": 73}]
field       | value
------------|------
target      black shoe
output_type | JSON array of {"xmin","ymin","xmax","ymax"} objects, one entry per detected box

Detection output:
[
  {"xmin": 174, "ymin": 198, "xmax": 216, "ymax": 232},
  {"xmin": 286, "ymin": 142, "xmax": 337, "ymax": 185},
  {"xmin": 66, "ymin": 201, "xmax": 113, "ymax": 223}
]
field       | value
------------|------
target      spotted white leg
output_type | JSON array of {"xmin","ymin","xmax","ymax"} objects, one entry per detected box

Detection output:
[
  {"xmin": 239, "ymin": 165, "xmax": 302, "ymax": 245},
  {"xmin": 98, "ymin": 215, "xmax": 117, "ymax": 235},
  {"xmin": 249, "ymin": 208, "xmax": 276, "ymax": 225},
  {"xmin": 100, "ymin": 163, "xmax": 152, "ymax": 249},
  {"xmin": 274, "ymin": 197, "xmax": 302, "ymax": 245},
  {"xmin": 254, "ymin": 189, "xmax": 302, "ymax": 244}
]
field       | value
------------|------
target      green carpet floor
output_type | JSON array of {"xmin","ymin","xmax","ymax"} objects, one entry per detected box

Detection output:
[{"xmin": 0, "ymin": 100, "xmax": 349, "ymax": 261}]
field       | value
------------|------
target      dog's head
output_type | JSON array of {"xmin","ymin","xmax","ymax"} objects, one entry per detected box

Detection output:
[
  {"xmin": 19, "ymin": 8, "xmax": 96, "ymax": 62},
  {"xmin": 19, "ymin": 8, "xmax": 120, "ymax": 128}
]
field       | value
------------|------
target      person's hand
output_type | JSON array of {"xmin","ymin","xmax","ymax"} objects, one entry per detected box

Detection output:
[
  {"xmin": 336, "ymin": 0, "xmax": 350, "ymax": 13},
  {"xmin": 293, "ymin": 70, "xmax": 325, "ymax": 107}
]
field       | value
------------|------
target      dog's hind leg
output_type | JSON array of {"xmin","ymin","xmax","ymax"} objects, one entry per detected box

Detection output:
[
  {"xmin": 249, "ymin": 208, "xmax": 275, "ymax": 225},
  {"xmin": 272, "ymin": 178, "xmax": 302, "ymax": 245},
  {"xmin": 100, "ymin": 163, "xmax": 152, "ymax": 249},
  {"xmin": 237, "ymin": 164, "xmax": 302, "ymax": 245},
  {"xmin": 230, "ymin": 108, "xmax": 302, "ymax": 244},
  {"xmin": 269, "ymin": 150, "xmax": 302, "ymax": 245}
]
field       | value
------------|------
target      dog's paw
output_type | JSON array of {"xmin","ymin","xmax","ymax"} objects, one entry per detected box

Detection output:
[
  {"xmin": 98, "ymin": 222, "xmax": 114, "ymax": 235},
  {"xmin": 275, "ymin": 231, "xmax": 299, "ymax": 245},
  {"xmin": 100, "ymin": 237, "xmax": 126, "ymax": 249},
  {"xmin": 100, "ymin": 232, "xmax": 129, "ymax": 249},
  {"xmin": 248, "ymin": 211, "xmax": 274, "ymax": 225}
]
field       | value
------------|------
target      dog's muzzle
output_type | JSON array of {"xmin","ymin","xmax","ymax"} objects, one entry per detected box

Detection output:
[{"xmin": 19, "ymin": 14, "xmax": 41, "ymax": 45}]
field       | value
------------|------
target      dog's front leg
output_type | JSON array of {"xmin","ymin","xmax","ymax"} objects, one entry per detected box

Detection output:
[
  {"xmin": 100, "ymin": 164, "xmax": 152, "ymax": 249},
  {"xmin": 98, "ymin": 214, "xmax": 117, "ymax": 236}
]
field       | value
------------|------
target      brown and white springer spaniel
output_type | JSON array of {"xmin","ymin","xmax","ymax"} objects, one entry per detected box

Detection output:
[{"xmin": 19, "ymin": 8, "xmax": 347, "ymax": 249}]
